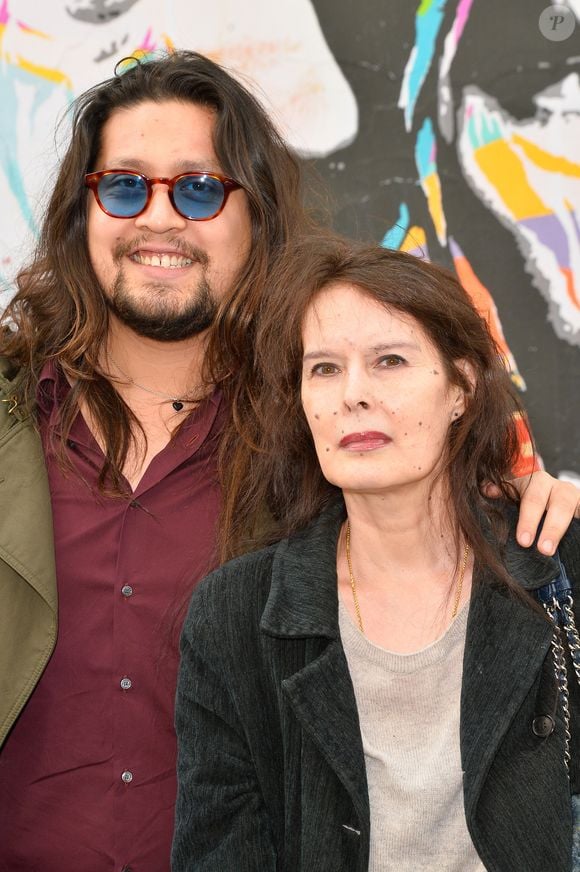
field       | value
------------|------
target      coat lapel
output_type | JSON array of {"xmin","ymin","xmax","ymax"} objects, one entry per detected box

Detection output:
[
  {"xmin": 282, "ymin": 638, "xmax": 369, "ymax": 826},
  {"xmin": 461, "ymin": 574, "xmax": 554, "ymax": 818},
  {"xmin": 261, "ymin": 500, "xmax": 369, "ymax": 826}
]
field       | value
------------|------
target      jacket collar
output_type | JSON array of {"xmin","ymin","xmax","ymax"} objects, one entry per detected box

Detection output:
[
  {"xmin": 0, "ymin": 355, "xmax": 29, "ymax": 425},
  {"xmin": 260, "ymin": 499, "xmax": 345, "ymax": 639},
  {"xmin": 260, "ymin": 497, "xmax": 560, "ymax": 639}
]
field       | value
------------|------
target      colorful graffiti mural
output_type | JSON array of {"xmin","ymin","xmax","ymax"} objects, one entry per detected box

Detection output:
[
  {"xmin": 0, "ymin": 0, "xmax": 578, "ymax": 476},
  {"xmin": 0, "ymin": 0, "xmax": 357, "ymax": 295}
]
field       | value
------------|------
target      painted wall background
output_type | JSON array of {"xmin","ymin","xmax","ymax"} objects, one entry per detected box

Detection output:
[{"xmin": 0, "ymin": 0, "xmax": 578, "ymax": 480}]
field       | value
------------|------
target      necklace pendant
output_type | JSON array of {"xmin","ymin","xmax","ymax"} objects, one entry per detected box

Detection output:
[{"xmin": 172, "ymin": 400, "xmax": 184, "ymax": 412}]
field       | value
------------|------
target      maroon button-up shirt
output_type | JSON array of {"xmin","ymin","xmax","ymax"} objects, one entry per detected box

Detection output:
[{"xmin": 0, "ymin": 362, "xmax": 223, "ymax": 871}]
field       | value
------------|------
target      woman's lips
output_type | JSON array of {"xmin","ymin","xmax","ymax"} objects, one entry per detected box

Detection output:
[{"xmin": 339, "ymin": 431, "xmax": 392, "ymax": 451}]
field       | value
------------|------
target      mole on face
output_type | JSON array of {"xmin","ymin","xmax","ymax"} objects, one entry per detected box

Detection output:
[{"xmin": 314, "ymin": 414, "xmax": 320, "ymax": 420}]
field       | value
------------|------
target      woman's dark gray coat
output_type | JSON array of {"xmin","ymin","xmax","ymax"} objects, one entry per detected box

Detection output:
[{"xmin": 172, "ymin": 501, "xmax": 580, "ymax": 871}]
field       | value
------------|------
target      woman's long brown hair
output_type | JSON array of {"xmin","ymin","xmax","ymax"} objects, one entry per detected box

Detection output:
[{"xmin": 213, "ymin": 233, "xmax": 534, "ymax": 597}]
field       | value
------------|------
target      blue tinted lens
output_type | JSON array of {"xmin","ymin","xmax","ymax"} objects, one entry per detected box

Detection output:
[
  {"xmin": 173, "ymin": 174, "xmax": 225, "ymax": 219},
  {"xmin": 98, "ymin": 173, "xmax": 148, "ymax": 217}
]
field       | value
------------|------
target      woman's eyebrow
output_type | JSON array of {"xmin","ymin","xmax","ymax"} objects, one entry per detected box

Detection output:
[
  {"xmin": 303, "ymin": 341, "xmax": 420, "ymax": 362},
  {"xmin": 303, "ymin": 349, "xmax": 336, "ymax": 362}
]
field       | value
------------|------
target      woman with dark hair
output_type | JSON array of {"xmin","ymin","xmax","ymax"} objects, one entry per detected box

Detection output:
[{"xmin": 172, "ymin": 236, "xmax": 580, "ymax": 872}]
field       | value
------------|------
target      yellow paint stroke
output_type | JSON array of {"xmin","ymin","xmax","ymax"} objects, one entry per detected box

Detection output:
[
  {"xmin": 474, "ymin": 139, "xmax": 551, "ymax": 221},
  {"xmin": 401, "ymin": 225, "xmax": 427, "ymax": 253},
  {"xmin": 512, "ymin": 134, "xmax": 580, "ymax": 178},
  {"xmin": 16, "ymin": 55, "xmax": 72, "ymax": 89},
  {"xmin": 17, "ymin": 21, "xmax": 52, "ymax": 40},
  {"xmin": 422, "ymin": 171, "xmax": 447, "ymax": 244},
  {"xmin": 418, "ymin": 0, "xmax": 434, "ymax": 14}
]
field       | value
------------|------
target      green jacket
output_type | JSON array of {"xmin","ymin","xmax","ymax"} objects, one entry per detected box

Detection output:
[{"xmin": 0, "ymin": 357, "xmax": 57, "ymax": 746}]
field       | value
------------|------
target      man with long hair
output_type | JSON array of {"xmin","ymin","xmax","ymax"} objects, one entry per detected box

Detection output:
[
  {"xmin": 0, "ymin": 51, "xmax": 307, "ymax": 870},
  {"xmin": 0, "ymin": 51, "xmax": 578, "ymax": 870}
]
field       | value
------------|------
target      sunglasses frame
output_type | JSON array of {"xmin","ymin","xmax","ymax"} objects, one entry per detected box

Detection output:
[{"xmin": 85, "ymin": 169, "xmax": 242, "ymax": 221}]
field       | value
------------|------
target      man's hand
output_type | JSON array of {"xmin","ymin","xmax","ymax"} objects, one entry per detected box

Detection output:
[{"xmin": 488, "ymin": 472, "xmax": 580, "ymax": 555}]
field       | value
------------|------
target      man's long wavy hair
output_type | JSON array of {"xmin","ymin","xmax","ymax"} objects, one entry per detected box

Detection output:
[
  {"xmin": 1, "ymin": 50, "xmax": 308, "ymax": 493},
  {"xmin": 214, "ymin": 234, "xmax": 531, "ymax": 592}
]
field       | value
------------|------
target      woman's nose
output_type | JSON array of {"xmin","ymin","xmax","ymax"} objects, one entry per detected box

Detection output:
[{"xmin": 342, "ymin": 372, "xmax": 373, "ymax": 412}]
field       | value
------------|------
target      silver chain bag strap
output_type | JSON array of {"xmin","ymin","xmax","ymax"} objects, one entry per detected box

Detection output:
[{"xmin": 535, "ymin": 553, "xmax": 580, "ymax": 870}]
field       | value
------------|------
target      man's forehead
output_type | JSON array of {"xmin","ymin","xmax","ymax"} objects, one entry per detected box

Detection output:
[{"xmin": 95, "ymin": 100, "xmax": 223, "ymax": 174}]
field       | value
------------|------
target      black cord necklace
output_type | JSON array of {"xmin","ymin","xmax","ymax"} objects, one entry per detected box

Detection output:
[{"xmin": 109, "ymin": 358, "xmax": 192, "ymax": 411}]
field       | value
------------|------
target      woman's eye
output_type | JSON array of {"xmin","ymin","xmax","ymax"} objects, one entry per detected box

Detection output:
[
  {"xmin": 311, "ymin": 362, "xmax": 339, "ymax": 376},
  {"xmin": 378, "ymin": 354, "xmax": 405, "ymax": 368}
]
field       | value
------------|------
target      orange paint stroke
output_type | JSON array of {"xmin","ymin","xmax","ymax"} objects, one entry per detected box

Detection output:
[
  {"xmin": 512, "ymin": 412, "xmax": 542, "ymax": 477},
  {"xmin": 450, "ymin": 238, "xmax": 526, "ymax": 390},
  {"xmin": 561, "ymin": 266, "xmax": 580, "ymax": 310}
]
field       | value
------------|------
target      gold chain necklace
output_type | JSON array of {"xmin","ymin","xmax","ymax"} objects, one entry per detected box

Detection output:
[{"xmin": 344, "ymin": 521, "xmax": 470, "ymax": 635}]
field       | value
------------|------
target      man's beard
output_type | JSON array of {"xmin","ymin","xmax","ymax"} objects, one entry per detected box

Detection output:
[{"xmin": 106, "ymin": 269, "xmax": 219, "ymax": 342}]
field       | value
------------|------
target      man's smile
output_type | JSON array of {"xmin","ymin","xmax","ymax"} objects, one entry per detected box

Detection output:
[{"xmin": 129, "ymin": 251, "xmax": 195, "ymax": 269}]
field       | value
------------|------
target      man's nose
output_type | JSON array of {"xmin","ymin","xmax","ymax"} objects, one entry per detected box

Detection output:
[{"xmin": 134, "ymin": 183, "xmax": 188, "ymax": 233}]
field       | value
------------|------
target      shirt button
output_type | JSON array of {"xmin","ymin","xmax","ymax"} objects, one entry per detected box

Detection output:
[
  {"xmin": 121, "ymin": 584, "xmax": 133, "ymax": 598},
  {"xmin": 120, "ymin": 677, "xmax": 132, "ymax": 690},
  {"xmin": 121, "ymin": 770, "xmax": 133, "ymax": 784}
]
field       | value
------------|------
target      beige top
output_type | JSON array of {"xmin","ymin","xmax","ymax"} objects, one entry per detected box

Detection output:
[{"xmin": 339, "ymin": 599, "xmax": 486, "ymax": 872}]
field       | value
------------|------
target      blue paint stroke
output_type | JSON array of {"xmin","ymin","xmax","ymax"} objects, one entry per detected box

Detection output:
[
  {"xmin": 381, "ymin": 203, "xmax": 410, "ymax": 249},
  {"xmin": 466, "ymin": 107, "xmax": 502, "ymax": 150},
  {"xmin": 415, "ymin": 117, "xmax": 437, "ymax": 179},
  {"xmin": 399, "ymin": 0, "xmax": 449, "ymax": 132},
  {"xmin": 0, "ymin": 62, "xmax": 73, "ymax": 236}
]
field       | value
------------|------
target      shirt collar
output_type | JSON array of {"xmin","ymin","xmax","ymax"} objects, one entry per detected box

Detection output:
[{"xmin": 37, "ymin": 358, "xmax": 70, "ymax": 417}]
